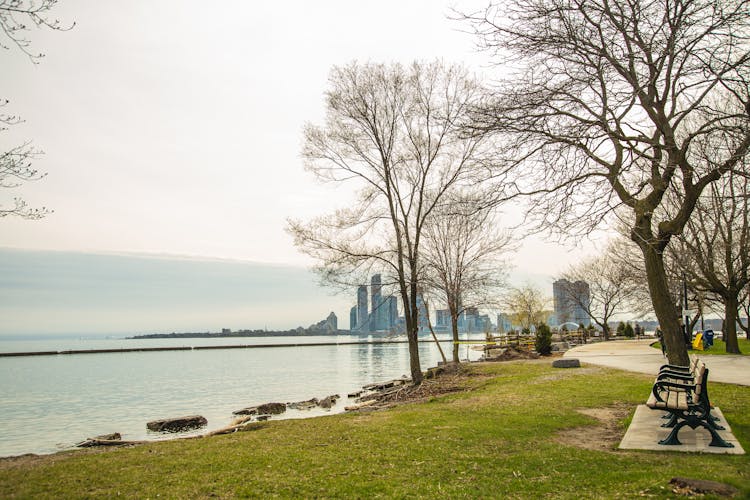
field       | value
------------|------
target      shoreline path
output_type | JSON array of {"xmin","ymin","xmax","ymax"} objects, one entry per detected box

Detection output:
[{"xmin": 564, "ymin": 339, "xmax": 749, "ymax": 386}]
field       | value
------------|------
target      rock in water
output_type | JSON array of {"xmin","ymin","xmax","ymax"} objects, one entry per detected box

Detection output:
[
  {"xmin": 256, "ymin": 402, "xmax": 286, "ymax": 415},
  {"xmin": 146, "ymin": 415, "xmax": 207, "ymax": 433},
  {"xmin": 288, "ymin": 398, "xmax": 319, "ymax": 410},
  {"xmin": 232, "ymin": 406, "xmax": 258, "ymax": 416},
  {"xmin": 95, "ymin": 432, "xmax": 121, "ymax": 441},
  {"xmin": 319, "ymin": 395, "xmax": 340, "ymax": 409}
]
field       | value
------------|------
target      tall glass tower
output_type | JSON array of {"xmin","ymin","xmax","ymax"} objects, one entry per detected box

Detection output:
[
  {"xmin": 371, "ymin": 274, "xmax": 383, "ymax": 331},
  {"xmin": 357, "ymin": 285, "xmax": 369, "ymax": 332}
]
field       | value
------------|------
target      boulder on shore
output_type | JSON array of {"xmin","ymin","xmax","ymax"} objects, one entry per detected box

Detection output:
[
  {"xmin": 288, "ymin": 398, "xmax": 319, "ymax": 410},
  {"xmin": 233, "ymin": 402, "xmax": 286, "ymax": 416},
  {"xmin": 319, "ymin": 394, "xmax": 340, "ymax": 409},
  {"xmin": 257, "ymin": 402, "xmax": 286, "ymax": 415},
  {"xmin": 232, "ymin": 407, "xmax": 257, "ymax": 416},
  {"xmin": 95, "ymin": 432, "xmax": 121, "ymax": 441},
  {"xmin": 146, "ymin": 415, "xmax": 207, "ymax": 433}
]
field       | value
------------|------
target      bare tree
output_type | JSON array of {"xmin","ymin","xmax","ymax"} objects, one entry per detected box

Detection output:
[
  {"xmin": 288, "ymin": 61, "xmax": 490, "ymax": 385},
  {"xmin": 739, "ymin": 286, "xmax": 750, "ymax": 340},
  {"xmin": 611, "ymin": 230, "xmax": 712, "ymax": 334},
  {"xmin": 1, "ymin": 0, "xmax": 68, "ymax": 60},
  {"xmin": 1, "ymin": 0, "xmax": 70, "ymax": 219},
  {"xmin": 504, "ymin": 283, "xmax": 549, "ymax": 331},
  {"xmin": 670, "ymin": 170, "xmax": 750, "ymax": 353},
  {"xmin": 422, "ymin": 201, "xmax": 514, "ymax": 362},
  {"xmin": 558, "ymin": 246, "xmax": 639, "ymax": 340},
  {"xmin": 463, "ymin": 0, "xmax": 750, "ymax": 365}
]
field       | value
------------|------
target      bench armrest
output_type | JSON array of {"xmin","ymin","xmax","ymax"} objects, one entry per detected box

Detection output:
[
  {"xmin": 659, "ymin": 363, "xmax": 691, "ymax": 372},
  {"xmin": 656, "ymin": 371, "xmax": 694, "ymax": 381},
  {"xmin": 654, "ymin": 379, "xmax": 695, "ymax": 392}
]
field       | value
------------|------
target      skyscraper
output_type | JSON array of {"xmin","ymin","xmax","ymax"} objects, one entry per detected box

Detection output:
[
  {"xmin": 416, "ymin": 292, "xmax": 429, "ymax": 332},
  {"xmin": 387, "ymin": 295, "xmax": 398, "ymax": 331},
  {"xmin": 553, "ymin": 279, "xmax": 591, "ymax": 327},
  {"xmin": 371, "ymin": 274, "xmax": 383, "ymax": 331},
  {"xmin": 349, "ymin": 306, "xmax": 358, "ymax": 332},
  {"xmin": 497, "ymin": 313, "xmax": 512, "ymax": 333},
  {"xmin": 357, "ymin": 285, "xmax": 369, "ymax": 332}
]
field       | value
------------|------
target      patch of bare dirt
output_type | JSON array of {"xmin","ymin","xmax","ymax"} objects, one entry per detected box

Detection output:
[
  {"xmin": 554, "ymin": 404, "xmax": 632, "ymax": 452},
  {"xmin": 483, "ymin": 346, "xmax": 542, "ymax": 362}
]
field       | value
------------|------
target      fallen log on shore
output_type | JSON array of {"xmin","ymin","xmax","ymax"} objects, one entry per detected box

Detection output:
[
  {"xmin": 344, "ymin": 399, "xmax": 378, "ymax": 411},
  {"xmin": 76, "ymin": 438, "xmax": 148, "ymax": 448}
]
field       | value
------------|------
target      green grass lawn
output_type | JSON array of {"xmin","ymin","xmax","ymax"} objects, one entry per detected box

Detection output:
[
  {"xmin": 700, "ymin": 337, "xmax": 750, "ymax": 355},
  {"xmin": 653, "ymin": 336, "xmax": 750, "ymax": 355},
  {"xmin": 2, "ymin": 361, "xmax": 748, "ymax": 499}
]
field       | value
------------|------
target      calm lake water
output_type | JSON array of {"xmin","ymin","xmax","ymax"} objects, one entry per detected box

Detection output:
[{"xmin": 0, "ymin": 334, "xmax": 484, "ymax": 457}]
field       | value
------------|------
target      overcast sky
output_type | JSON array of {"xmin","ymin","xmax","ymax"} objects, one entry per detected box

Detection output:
[{"xmin": 0, "ymin": 1, "xmax": 603, "ymax": 335}]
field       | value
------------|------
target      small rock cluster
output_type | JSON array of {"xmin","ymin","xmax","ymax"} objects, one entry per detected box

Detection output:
[
  {"xmin": 232, "ymin": 394, "xmax": 341, "ymax": 423},
  {"xmin": 76, "ymin": 377, "xmax": 421, "ymax": 448},
  {"xmin": 146, "ymin": 415, "xmax": 208, "ymax": 433}
]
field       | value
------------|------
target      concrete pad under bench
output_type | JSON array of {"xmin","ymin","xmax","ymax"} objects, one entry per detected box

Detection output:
[{"xmin": 619, "ymin": 405, "xmax": 745, "ymax": 454}]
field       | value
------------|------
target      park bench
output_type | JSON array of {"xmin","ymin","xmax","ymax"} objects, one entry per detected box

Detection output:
[
  {"xmin": 658, "ymin": 355, "xmax": 699, "ymax": 376},
  {"xmin": 655, "ymin": 355, "xmax": 701, "ymax": 385},
  {"xmin": 646, "ymin": 361, "xmax": 733, "ymax": 448}
]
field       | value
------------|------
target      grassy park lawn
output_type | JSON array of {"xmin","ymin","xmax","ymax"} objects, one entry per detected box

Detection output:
[
  {"xmin": 1, "ymin": 360, "xmax": 748, "ymax": 498},
  {"xmin": 699, "ymin": 337, "xmax": 750, "ymax": 355},
  {"xmin": 652, "ymin": 337, "xmax": 750, "ymax": 355}
]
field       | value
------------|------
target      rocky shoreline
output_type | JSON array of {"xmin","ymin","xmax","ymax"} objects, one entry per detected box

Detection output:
[
  {"xmin": 72, "ymin": 349, "xmax": 547, "ymax": 450},
  {"xmin": 72, "ymin": 375, "xmax": 417, "ymax": 450}
]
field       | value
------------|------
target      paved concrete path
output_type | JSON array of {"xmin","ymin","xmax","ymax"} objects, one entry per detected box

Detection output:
[{"xmin": 564, "ymin": 339, "xmax": 749, "ymax": 386}]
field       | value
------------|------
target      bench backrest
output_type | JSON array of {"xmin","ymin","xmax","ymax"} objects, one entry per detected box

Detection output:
[
  {"xmin": 693, "ymin": 362, "xmax": 708, "ymax": 402},
  {"xmin": 692, "ymin": 356, "xmax": 699, "ymax": 371}
]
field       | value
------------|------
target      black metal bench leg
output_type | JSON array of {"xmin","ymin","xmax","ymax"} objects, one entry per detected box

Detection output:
[
  {"xmin": 659, "ymin": 421, "xmax": 686, "ymax": 446},
  {"xmin": 661, "ymin": 414, "xmax": 678, "ymax": 428},
  {"xmin": 707, "ymin": 418, "xmax": 725, "ymax": 431},
  {"xmin": 704, "ymin": 423, "xmax": 734, "ymax": 448}
]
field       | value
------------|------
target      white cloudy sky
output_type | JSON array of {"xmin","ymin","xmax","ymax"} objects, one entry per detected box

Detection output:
[{"xmin": 0, "ymin": 1, "xmax": 604, "ymax": 335}]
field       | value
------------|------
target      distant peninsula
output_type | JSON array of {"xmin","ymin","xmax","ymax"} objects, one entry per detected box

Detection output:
[{"xmin": 128, "ymin": 329, "xmax": 352, "ymax": 340}]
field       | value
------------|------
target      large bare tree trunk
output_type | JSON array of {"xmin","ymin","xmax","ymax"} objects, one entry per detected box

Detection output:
[
  {"xmin": 724, "ymin": 295, "xmax": 741, "ymax": 354},
  {"xmin": 449, "ymin": 302, "xmax": 460, "ymax": 363},
  {"xmin": 451, "ymin": 316, "xmax": 460, "ymax": 363},
  {"xmin": 407, "ymin": 281, "xmax": 423, "ymax": 385},
  {"xmin": 641, "ymin": 244, "xmax": 690, "ymax": 366}
]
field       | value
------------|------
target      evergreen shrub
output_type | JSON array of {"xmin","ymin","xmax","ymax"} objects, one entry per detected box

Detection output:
[{"xmin": 535, "ymin": 322, "xmax": 553, "ymax": 356}]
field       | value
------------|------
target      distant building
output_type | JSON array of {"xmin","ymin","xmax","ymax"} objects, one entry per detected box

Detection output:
[
  {"xmin": 309, "ymin": 312, "xmax": 338, "ymax": 333},
  {"xmin": 371, "ymin": 274, "xmax": 384, "ymax": 331},
  {"xmin": 357, "ymin": 285, "xmax": 369, "ymax": 332},
  {"xmin": 436, "ymin": 309, "xmax": 451, "ymax": 329},
  {"xmin": 553, "ymin": 279, "xmax": 591, "ymax": 328},
  {"xmin": 327, "ymin": 311, "xmax": 337, "ymax": 331},
  {"xmin": 464, "ymin": 307, "xmax": 479, "ymax": 333},
  {"xmin": 497, "ymin": 313, "xmax": 512, "ymax": 333},
  {"xmin": 349, "ymin": 306, "xmax": 357, "ymax": 332},
  {"xmin": 477, "ymin": 314, "xmax": 492, "ymax": 332},
  {"xmin": 416, "ymin": 292, "xmax": 429, "ymax": 332},
  {"xmin": 385, "ymin": 295, "xmax": 398, "ymax": 331}
]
